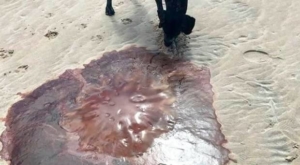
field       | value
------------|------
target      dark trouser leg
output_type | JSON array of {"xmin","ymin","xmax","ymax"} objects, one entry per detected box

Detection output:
[
  {"xmin": 181, "ymin": 0, "xmax": 188, "ymax": 15},
  {"xmin": 155, "ymin": 0, "xmax": 165, "ymax": 27},
  {"xmin": 156, "ymin": 0, "xmax": 172, "ymax": 47},
  {"xmin": 164, "ymin": 37, "xmax": 174, "ymax": 47},
  {"xmin": 155, "ymin": 0, "xmax": 164, "ymax": 11},
  {"xmin": 106, "ymin": 0, "xmax": 115, "ymax": 16}
]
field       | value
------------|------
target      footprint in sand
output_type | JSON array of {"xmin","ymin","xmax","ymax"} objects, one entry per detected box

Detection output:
[
  {"xmin": 242, "ymin": 50, "xmax": 271, "ymax": 63},
  {"xmin": 91, "ymin": 35, "xmax": 103, "ymax": 42},
  {"xmin": 3, "ymin": 65, "xmax": 29, "ymax": 76},
  {"xmin": 44, "ymin": 31, "xmax": 58, "ymax": 39},
  {"xmin": 121, "ymin": 18, "xmax": 132, "ymax": 25},
  {"xmin": 0, "ymin": 49, "xmax": 14, "ymax": 59}
]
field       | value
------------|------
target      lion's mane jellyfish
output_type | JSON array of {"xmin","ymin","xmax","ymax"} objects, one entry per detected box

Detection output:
[
  {"xmin": 0, "ymin": 46, "xmax": 230, "ymax": 165},
  {"xmin": 60, "ymin": 67, "xmax": 176, "ymax": 158}
]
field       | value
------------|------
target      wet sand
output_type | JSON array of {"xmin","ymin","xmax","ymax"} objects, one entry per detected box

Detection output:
[{"xmin": 1, "ymin": 0, "xmax": 300, "ymax": 164}]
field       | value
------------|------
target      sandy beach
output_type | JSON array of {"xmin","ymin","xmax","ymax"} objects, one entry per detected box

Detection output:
[{"xmin": 1, "ymin": 0, "xmax": 300, "ymax": 164}]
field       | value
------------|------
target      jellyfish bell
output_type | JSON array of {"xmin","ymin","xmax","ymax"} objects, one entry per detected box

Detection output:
[{"xmin": 0, "ymin": 46, "xmax": 229, "ymax": 165}]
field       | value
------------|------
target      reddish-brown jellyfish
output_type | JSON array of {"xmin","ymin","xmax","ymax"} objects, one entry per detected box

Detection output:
[
  {"xmin": 60, "ymin": 68, "xmax": 176, "ymax": 158},
  {"xmin": 0, "ymin": 46, "xmax": 230, "ymax": 165}
]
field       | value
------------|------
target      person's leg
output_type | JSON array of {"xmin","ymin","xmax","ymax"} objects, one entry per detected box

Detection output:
[
  {"xmin": 181, "ymin": 0, "xmax": 188, "ymax": 15},
  {"xmin": 181, "ymin": 15, "xmax": 195, "ymax": 35},
  {"xmin": 155, "ymin": 0, "xmax": 164, "ymax": 11},
  {"xmin": 180, "ymin": 0, "xmax": 195, "ymax": 35},
  {"xmin": 106, "ymin": 0, "xmax": 115, "ymax": 16},
  {"xmin": 155, "ymin": 0, "xmax": 165, "ymax": 28},
  {"xmin": 164, "ymin": 36, "xmax": 174, "ymax": 47}
]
